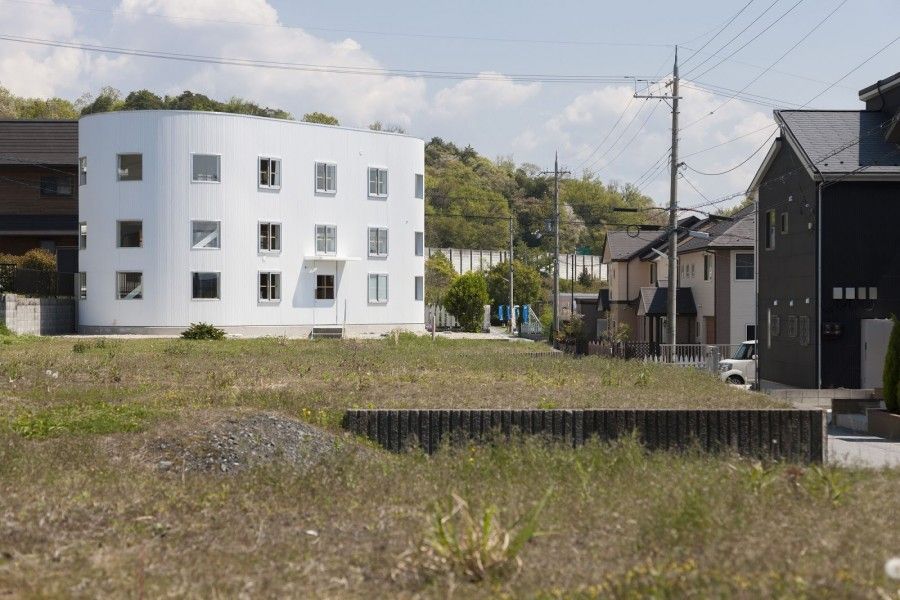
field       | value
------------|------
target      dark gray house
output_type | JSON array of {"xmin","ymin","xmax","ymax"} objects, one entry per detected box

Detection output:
[{"xmin": 750, "ymin": 72, "xmax": 900, "ymax": 389}]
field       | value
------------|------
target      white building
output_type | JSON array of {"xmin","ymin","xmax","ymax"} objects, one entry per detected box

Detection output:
[{"xmin": 77, "ymin": 110, "xmax": 426, "ymax": 336}]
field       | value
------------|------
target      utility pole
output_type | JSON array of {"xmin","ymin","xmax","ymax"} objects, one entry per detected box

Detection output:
[
  {"xmin": 540, "ymin": 154, "xmax": 569, "ymax": 342},
  {"xmin": 508, "ymin": 214, "xmax": 515, "ymax": 335},
  {"xmin": 636, "ymin": 47, "xmax": 681, "ymax": 347}
]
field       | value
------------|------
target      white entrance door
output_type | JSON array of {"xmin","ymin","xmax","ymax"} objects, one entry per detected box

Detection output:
[{"xmin": 861, "ymin": 319, "xmax": 893, "ymax": 389}]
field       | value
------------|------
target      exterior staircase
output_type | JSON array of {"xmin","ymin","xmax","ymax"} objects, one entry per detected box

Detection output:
[{"xmin": 310, "ymin": 326, "xmax": 344, "ymax": 340}]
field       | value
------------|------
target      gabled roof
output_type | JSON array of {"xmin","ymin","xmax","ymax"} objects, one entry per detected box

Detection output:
[
  {"xmin": 775, "ymin": 110, "xmax": 900, "ymax": 177},
  {"xmin": 0, "ymin": 120, "xmax": 78, "ymax": 165},
  {"xmin": 604, "ymin": 229, "xmax": 666, "ymax": 261},
  {"xmin": 637, "ymin": 286, "xmax": 696, "ymax": 316},
  {"xmin": 858, "ymin": 72, "xmax": 900, "ymax": 101},
  {"xmin": 679, "ymin": 203, "xmax": 755, "ymax": 253}
]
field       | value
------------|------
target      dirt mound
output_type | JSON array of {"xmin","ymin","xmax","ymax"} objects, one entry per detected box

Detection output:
[{"xmin": 147, "ymin": 412, "xmax": 342, "ymax": 474}]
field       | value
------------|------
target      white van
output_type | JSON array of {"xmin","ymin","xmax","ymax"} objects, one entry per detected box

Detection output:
[{"xmin": 719, "ymin": 340, "xmax": 757, "ymax": 385}]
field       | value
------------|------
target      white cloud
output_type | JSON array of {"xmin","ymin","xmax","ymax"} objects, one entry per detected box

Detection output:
[
  {"xmin": 119, "ymin": 0, "xmax": 279, "ymax": 26},
  {"xmin": 431, "ymin": 72, "xmax": 541, "ymax": 118}
]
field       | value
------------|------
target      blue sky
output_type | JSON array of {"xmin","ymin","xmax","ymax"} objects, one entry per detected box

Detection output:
[{"xmin": 1, "ymin": 0, "xmax": 897, "ymax": 209}]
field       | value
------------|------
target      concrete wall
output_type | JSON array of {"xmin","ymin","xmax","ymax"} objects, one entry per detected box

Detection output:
[{"xmin": 0, "ymin": 293, "xmax": 76, "ymax": 335}]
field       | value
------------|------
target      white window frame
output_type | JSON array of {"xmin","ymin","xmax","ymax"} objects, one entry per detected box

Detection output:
[
  {"xmin": 116, "ymin": 153, "xmax": 143, "ymax": 181},
  {"xmin": 368, "ymin": 273, "xmax": 389, "ymax": 304},
  {"xmin": 258, "ymin": 271, "xmax": 281, "ymax": 303},
  {"xmin": 315, "ymin": 162, "xmax": 337, "ymax": 194},
  {"xmin": 116, "ymin": 271, "xmax": 143, "ymax": 300},
  {"xmin": 78, "ymin": 156, "xmax": 87, "ymax": 186},
  {"xmin": 116, "ymin": 220, "xmax": 143, "ymax": 248},
  {"xmin": 415, "ymin": 275, "xmax": 424, "ymax": 301},
  {"xmin": 192, "ymin": 153, "xmax": 221, "ymax": 183},
  {"xmin": 258, "ymin": 156, "xmax": 281, "ymax": 189},
  {"xmin": 315, "ymin": 224, "xmax": 337, "ymax": 255},
  {"xmin": 191, "ymin": 220, "xmax": 221, "ymax": 250},
  {"xmin": 415, "ymin": 231, "xmax": 424, "ymax": 257},
  {"xmin": 258, "ymin": 222, "xmax": 282, "ymax": 254},
  {"xmin": 415, "ymin": 173, "xmax": 424, "ymax": 199},
  {"xmin": 78, "ymin": 222, "xmax": 87, "ymax": 250},
  {"xmin": 367, "ymin": 167, "xmax": 388, "ymax": 198},
  {"xmin": 191, "ymin": 271, "xmax": 221, "ymax": 301},
  {"xmin": 368, "ymin": 227, "xmax": 388, "ymax": 257}
]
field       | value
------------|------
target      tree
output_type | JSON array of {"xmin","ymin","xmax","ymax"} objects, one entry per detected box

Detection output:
[
  {"xmin": 485, "ymin": 260, "xmax": 541, "ymax": 309},
  {"xmin": 424, "ymin": 252, "xmax": 457, "ymax": 307},
  {"xmin": 122, "ymin": 90, "xmax": 164, "ymax": 111},
  {"xmin": 444, "ymin": 272, "xmax": 489, "ymax": 332},
  {"xmin": 303, "ymin": 112, "xmax": 340, "ymax": 125},
  {"xmin": 0, "ymin": 86, "xmax": 77, "ymax": 119},
  {"xmin": 884, "ymin": 316, "xmax": 900, "ymax": 413},
  {"xmin": 79, "ymin": 86, "xmax": 124, "ymax": 115},
  {"xmin": 369, "ymin": 121, "xmax": 406, "ymax": 133}
]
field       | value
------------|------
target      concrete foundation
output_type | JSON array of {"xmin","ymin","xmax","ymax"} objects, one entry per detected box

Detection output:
[
  {"xmin": 78, "ymin": 322, "xmax": 427, "ymax": 338},
  {"xmin": 0, "ymin": 294, "xmax": 76, "ymax": 335}
]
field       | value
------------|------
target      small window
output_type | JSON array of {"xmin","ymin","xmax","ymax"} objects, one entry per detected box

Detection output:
[
  {"xmin": 315, "ymin": 162, "xmax": 337, "ymax": 193},
  {"xmin": 78, "ymin": 157, "xmax": 87, "ymax": 186},
  {"xmin": 117, "ymin": 153, "xmax": 142, "ymax": 181},
  {"xmin": 40, "ymin": 176, "xmax": 74, "ymax": 197},
  {"xmin": 258, "ymin": 272, "xmax": 281, "ymax": 302},
  {"xmin": 368, "ymin": 227, "xmax": 388, "ymax": 257},
  {"xmin": 780, "ymin": 212, "xmax": 788, "ymax": 234},
  {"xmin": 78, "ymin": 222, "xmax": 87, "ymax": 250},
  {"xmin": 116, "ymin": 271, "xmax": 143, "ymax": 300},
  {"xmin": 765, "ymin": 210, "xmax": 775, "ymax": 250},
  {"xmin": 368, "ymin": 273, "xmax": 388, "ymax": 303},
  {"xmin": 315, "ymin": 274, "xmax": 335, "ymax": 300},
  {"xmin": 191, "ymin": 221, "xmax": 220, "ymax": 249},
  {"xmin": 259, "ymin": 222, "xmax": 281, "ymax": 253},
  {"xmin": 315, "ymin": 224, "xmax": 336, "ymax": 254},
  {"xmin": 117, "ymin": 220, "xmax": 143, "ymax": 248},
  {"xmin": 650, "ymin": 262, "xmax": 657, "ymax": 285},
  {"xmin": 703, "ymin": 254, "xmax": 712, "ymax": 281},
  {"xmin": 415, "ymin": 275, "xmax": 424, "ymax": 301},
  {"xmin": 415, "ymin": 231, "xmax": 424, "ymax": 257},
  {"xmin": 786, "ymin": 315, "xmax": 798, "ymax": 338},
  {"xmin": 857, "ymin": 287, "xmax": 867, "ymax": 300},
  {"xmin": 798, "ymin": 316, "xmax": 809, "ymax": 346},
  {"xmin": 192, "ymin": 154, "xmax": 220, "ymax": 183},
  {"xmin": 259, "ymin": 157, "xmax": 281, "ymax": 189},
  {"xmin": 845, "ymin": 287, "xmax": 856, "ymax": 300},
  {"xmin": 771, "ymin": 314, "xmax": 781, "ymax": 337},
  {"xmin": 746, "ymin": 324, "xmax": 756, "ymax": 341},
  {"xmin": 192, "ymin": 272, "xmax": 220, "ymax": 300},
  {"xmin": 415, "ymin": 173, "xmax": 424, "ymax": 199},
  {"xmin": 368, "ymin": 167, "xmax": 388, "ymax": 197},
  {"xmin": 833, "ymin": 287, "xmax": 843, "ymax": 300},
  {"xmin": 869, "ymin": 287, "xmax": 878, "ymax": 300},
  {"xmin": 76, "ymin": 272, "xmax": 86, "ymax": 300},
  {"xmin": 735, "ymin": 253, "xmax": 754, "ymax": 280}
]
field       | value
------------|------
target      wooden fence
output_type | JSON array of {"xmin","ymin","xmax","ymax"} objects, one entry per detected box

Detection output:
[{"xmin": 343, "ymin": 409, "xmax": 827, "ymax": 463}]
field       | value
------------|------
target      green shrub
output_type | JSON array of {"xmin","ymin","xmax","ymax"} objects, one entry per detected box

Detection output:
[
  {"xmin": 181, "ymin": 322, "xmax": 226, "ymax": 340},
  {"xmin": 443, "ymin": 272, "xmax": 489, "ymax": 332},
  {"xmin": 883, "ymin": 316, "xmax": 900, "ymax": 413},
  {"xmin": 18, "ymin": 248, "xmax": 56, "ymax": 271},
  {"xmin": 485, "ymin": 260, "xmax": 542, "ymax": 309},
  {"xmin": 0, "ymin": 252, "xmax": 21, "ymax": 267}
]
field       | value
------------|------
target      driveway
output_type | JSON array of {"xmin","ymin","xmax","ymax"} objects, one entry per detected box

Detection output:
[{"xmin": 828, "ymin": 426, "xmax": 900, "ymax": 468}]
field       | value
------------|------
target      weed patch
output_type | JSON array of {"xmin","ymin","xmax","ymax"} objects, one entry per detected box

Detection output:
[{"xmin": 9, "ymin": 401, "xmax": 159, "ymax": 438}]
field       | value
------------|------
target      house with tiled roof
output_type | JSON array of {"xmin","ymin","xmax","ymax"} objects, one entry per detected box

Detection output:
[{"xmin": 750, "ymin": 71, "xmax": 900, "ymax": 390}]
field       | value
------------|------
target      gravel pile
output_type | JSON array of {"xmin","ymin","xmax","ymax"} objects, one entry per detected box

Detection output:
[{"xmin": 150, "ymin": 413, "xmax": 340, "ymax": 474}]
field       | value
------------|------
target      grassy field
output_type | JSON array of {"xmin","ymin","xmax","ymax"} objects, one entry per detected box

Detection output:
[{"xmin": 1, "ymin": 334, "xmax": 898, "ymax": 598}]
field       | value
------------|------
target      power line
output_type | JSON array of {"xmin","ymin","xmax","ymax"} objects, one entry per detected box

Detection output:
[
  {"xmin": 681, "ymin": 124, "xmax": 778, "ymax": 159},
  {"xmin": 572, "ymin": 96, "xmax": 635, "ymax": 172},
  {"xmin": 803, "ymin": 34, "xmax": 900, "ymax": 106},
  {"xmin": 680, "ymin": 0, "xmax": 757, "ymax": 68},
  {"xmin": 594, "ymin": 100, "xmax": 664, "ymax": 173},
  {"xmin": 683, "ymin": 130, "xmax": 777, "ymax": 176},
  {"xmin": 578, "ymin": 99, "xmax": 654, "ymax": 173}
]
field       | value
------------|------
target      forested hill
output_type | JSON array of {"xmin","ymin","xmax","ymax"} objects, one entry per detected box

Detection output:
[
  {"xmin": 2, "ymin": 85, "xmax": 658, "ymax": 253},
  {"xmin": 425, "ymin": 138, "xmax": 657, "ymax": 255}
]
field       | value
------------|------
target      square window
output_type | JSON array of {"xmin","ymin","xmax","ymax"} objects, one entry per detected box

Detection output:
[
  {"xmin": 415, "ymin": 275, "xmax": 424, "ymax": 301},
  {"xmin": 78, "ymin": 157, "xmax": 87, "ymax": 186},
  {"xmin": 76, "ymin": 272, "xmax": 86, "ymax": 300},
  {"xmin": 117, "ymin": 221, "xmax": 142, "ymax": 248},
  {"xmin": 368, "ymin": 167, "xmax": 388, "ymax": 197},
  {"xmin": 869, "ymin": 287, "xmax": 878, "ymax": 300},
  {"xmin": 315, "ymin": 224, "xmax": 336, "ymax": 254},
  {"xmin": 116, "ymin": 271, "xmax": 143, "ymax": 299},
  {"xmin": 258, "ymin": 272, "xmax": 280, "ymax": 302},
  {"xmin": 192, "ymin": 154, "xmax": 220, "ymax": 182},
  {"xmin": 845, "ymin": 287, "xmax": 856, "ymax": 300},
  {"xmin": 259, "ymin": 222, "xmax": 281, "ymax": 252},
  {"xmin": 415, "ymin": 231, "xmax": 424, "ymax": 256},
  {"xmin": 368, "ymin": 273, "xmax": 388, "ymax": 303},
  {"xmin": 315, "ymin": 162, "xmax": 337, "ymax": 193},
  {"xmin": 415, "ymin": 173, "xmax": 424, "ymax": 199},
  {"xmin": 368, "ymin": 227, "xmax": 388, "ymax": 257},
  {"xmin": 315, "ymin": 274, "xmax": 335, "ymax": 300},
  {"xmin": 117, "ymin": 154, "xmax": 142, "ymax": 181},
  {"xmin": 735, "ymin": 253, "xmax": 754, "ymax": 280},
  {"xmin": 259, "ymin": 157, "xmax": 281, "ymax": 189},
  {"xmin": 857, "ymin": 287, "xmax": 867, "ymax": 300},
  {"xmin": 78, "ymin": 222, "xmax": 87, "ymax": 250},
  {"xmin": 191, "ymin": 221, "xmax": 220, "ymax": 249},
  {"xmin": 192, "ymin": 272, "xmax": 220, "ymax": 299},
  {"xmin": 40, "ymin": 176, "xmax": 74, "ymax": 197},
  {"xmin": 833, "ymin": 287, "xmax": 843, "ymax": 300}
]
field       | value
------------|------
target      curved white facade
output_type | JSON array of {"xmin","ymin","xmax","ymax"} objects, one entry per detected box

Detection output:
[{"xmin": 78, "ymin": 111, "xmax": 425, "ymax": 335}]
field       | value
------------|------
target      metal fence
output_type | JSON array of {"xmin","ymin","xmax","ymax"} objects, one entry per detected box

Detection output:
[
  {"xmin": 0, "ymin": 265, "xmax": 75, "ymax": 298},
  {"xmin": 586, "ymin": 341, "xmax": 739, "ymax": 374}
]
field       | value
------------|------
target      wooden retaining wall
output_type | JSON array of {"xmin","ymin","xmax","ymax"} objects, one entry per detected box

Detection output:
[{"xmin": 342, "ymin": 409, "xmax": 827, "ymax": 463}]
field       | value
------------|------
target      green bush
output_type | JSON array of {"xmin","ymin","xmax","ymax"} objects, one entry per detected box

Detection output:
[
  {"xmin": 18, "ymin": 248, "xmax": 56, "ymax": 271},
  {"xmin": 883, "ymin": 316, "xmax": 900, "ymax": 413},
  {"xmin": 424, "ymin": 252, "xmax": 457, "ymax": 307},
  {"xmin": 484, "ymin": 260, "xmax": 542, "ymax": 310},
  {"xmin": 181, "ymin": 322, "xmax": 226, "ymax": 340},
  {"xmin": 0, "ymin": 252, "xmax": 21, "ymax": 267},
  {"xmin": 444, "ymin": 272, "xmax": 489, "ymax": 332}
]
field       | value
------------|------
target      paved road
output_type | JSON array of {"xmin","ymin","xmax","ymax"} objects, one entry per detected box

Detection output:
[{"xmin": 828, "ymin": 426, "xmax": 900, "ymax": 468}]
